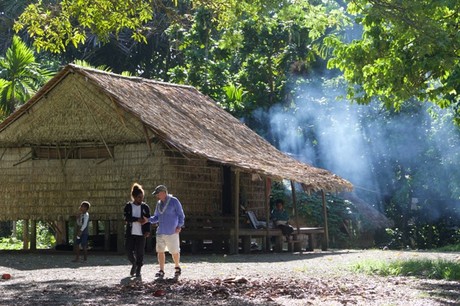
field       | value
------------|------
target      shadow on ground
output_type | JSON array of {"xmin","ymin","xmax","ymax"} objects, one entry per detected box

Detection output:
[
  {"xmin": 416, "ymin": 280, "xmax": 460, "ymax": 305},
  {"xmin": 0, "ymin": 249, "xmax": 347, "ymax": 270}
]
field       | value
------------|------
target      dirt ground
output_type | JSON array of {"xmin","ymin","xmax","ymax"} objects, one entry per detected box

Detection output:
[{"xmin": 0, "ymin": 249, "xmax": 459, "ymax": 305}]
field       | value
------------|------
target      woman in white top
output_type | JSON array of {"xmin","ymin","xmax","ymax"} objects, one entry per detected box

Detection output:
[{"xmin": 123, "ymin": 183, "xmax": 151, "ymax": 277}]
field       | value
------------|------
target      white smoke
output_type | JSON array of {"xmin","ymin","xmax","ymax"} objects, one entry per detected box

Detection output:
[{"xmin": 263, "ymin": 78, "xmax": 459, "ymax": 217}]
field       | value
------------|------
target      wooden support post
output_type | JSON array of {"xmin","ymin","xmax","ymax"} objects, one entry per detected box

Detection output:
[
  {"xmin": 290, "ymin": 181, "xmax": 300, "ymax": 235},
  {"xmin": 73, "ymin": 218, "xmax": 78, "ymax": 253},
  {"xmin": 321, "ymin": 190, "xmax": 329, "ymax": 250},
  {"xmin": 30, "ymin": 220, "xmax": 37, "ymax": 250},
  {"xmin": 22, "ymin": 220, "xmax": 29, "ymax": 250},
  {"xmin": 104, "ymin": 220, "xmax": 110, "ymax": 251},
  {"xmin": 264, "ymin": 177, "xmax": 271, "ymax": 251},
  {"xmin": 65, "ymin": 221, "xmax": 70, "ymax": 245},
  {"xmin": 54, "ymin": 221, "xmax": 67, "ymax": 245},
  {"xmin": 232, "ymin": 170, "xmax": 240, "ymax": 254},
  {"xmin": 12, "ymin": 221, "xmax": 17, "ymax": 238}
]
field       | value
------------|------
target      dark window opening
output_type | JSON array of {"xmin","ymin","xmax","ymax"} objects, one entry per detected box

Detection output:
[{"xmin": 32, "ymin": 146, "xmax": 114, "ymax": 160}]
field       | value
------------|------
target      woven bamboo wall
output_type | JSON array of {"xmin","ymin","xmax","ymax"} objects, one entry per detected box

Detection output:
[
  {"xmin": 239, "ymin": 172, "xmax": 266, "ymax": 215},
  {"xmin": 0, "ymin": 141, "xmax": 256, "ymax": 222},
  {"xmin": 161, "ymin": 149, "xmax": 223, "ymax": 214},
  {"xmin": 0, "ymin": 143, "xmax": 154, "ymax": 221}
]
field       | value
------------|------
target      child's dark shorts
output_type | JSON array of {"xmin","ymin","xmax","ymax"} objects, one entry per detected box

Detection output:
[{"xmin": 76, "ymin": 233, "xmax": 89, "ymax": 247}]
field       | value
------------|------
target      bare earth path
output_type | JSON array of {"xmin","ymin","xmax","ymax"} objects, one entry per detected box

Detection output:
[{"xmin": 0, "ymin": 249, "xmax": 459, "ymax": 305}]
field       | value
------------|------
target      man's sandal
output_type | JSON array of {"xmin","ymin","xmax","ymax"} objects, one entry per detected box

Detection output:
[
  {"xmin": 174, "ymin": 267, "xmax": 181, "ymax": 277},
  {"xmin": 155, "ymin": 270, "xmax": 165, "ymax": 278}
]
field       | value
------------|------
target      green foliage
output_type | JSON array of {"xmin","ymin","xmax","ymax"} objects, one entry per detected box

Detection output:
[
  {"xmin": 434, "ymin": 244, "xmax": 460, "ymax": 252},
  {"xmin": 0, "ymin": 0, "xmax": 30, "ymax": 54},
  {"xmin": 167, "ymin": 7, "xmax": 230, "ymax": 103},
  {"xmin": 298, "ymin": 192, "xmax": 363, "ymax": 248},
  {"xmin": 0, "ymin": 35, "xmax": 55, "ymax": 115},
  {"xmin": 222, "ymin": 83, "xmax": 246, "ymax": 112},
  {"xmin": 352, "ymin": 258, "xmax": 460, "ymax": 281},
  {"xmin": 0, "ymin": 237, "xmax": 23, "ymax": 250},
  {"xmin": 381, "ymin": 144, "xmax": 460, "ymax": 250},
  {"xmin": 71, "ymin": 59, "xmax": 134, "ymax": 76},
  {"xmin": 14, "ymin": 0, "xmax": 333, "ymax": 55},
  {"xmin": 12, "ymin": 1, "xmax": 348, "ymax": 119},
  {"xmin": 4, "ymin": 220, "xmax": 56, "ymax": 249},
  {"xmin": 167, "ymin": 1, "xmax": 347, "ymax": 120},
  {"xmin": 14, "ymin": 0, "xmax": 155, "ymax": 53},
  {"xmin": 327, "ymin": 0, "xmax": 460, "ymax": 124}
]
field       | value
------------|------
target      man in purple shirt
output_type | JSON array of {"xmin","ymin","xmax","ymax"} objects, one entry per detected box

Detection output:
[{"xmin": 148, "ymin": 185, "xmax": 185, "ymax": 278}]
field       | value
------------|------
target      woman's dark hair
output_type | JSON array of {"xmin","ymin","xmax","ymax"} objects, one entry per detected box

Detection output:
[{"xmin": 131, "ymin": 183, "xmax": 144, "ymax": 200}]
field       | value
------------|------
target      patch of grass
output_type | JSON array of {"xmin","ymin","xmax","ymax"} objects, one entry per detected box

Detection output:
[
  {"xmin": 0, "ymin": 235, "xmax": 56, "ymax": 250},
  {"xmin": 352, "ymin": 258, "xmax": 460, "ymax": 281},
  {"xmin": 0, "ymin": 237, "xmax": 23, "ymax": 250},
  {"xmin": 433, "ymin": 244, "xmax": 460, "ymax": 252}
]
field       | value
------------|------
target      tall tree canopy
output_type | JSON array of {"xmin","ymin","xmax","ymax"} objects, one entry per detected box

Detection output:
[
  {"xmin": 327, "ymin": 0, "xmax": 460, "ymax": 124},
  {"xmin": 12, "ymin": 0, "xmax": 347, "ymax": 117},
  {"xmin": 13, "ymin": 0, "xmax": 312, "ymax": 53},
  {"xmin": 0, "ymin": 0, "xmax": 31, "ymax": 53},
  {"xmin": 167, "ymin": 2, "xmax": 346, "ymax": 118}
]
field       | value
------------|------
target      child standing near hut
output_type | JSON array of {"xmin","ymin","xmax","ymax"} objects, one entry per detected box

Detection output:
[{"xmin": 72, "ymin": 201, "xmax": 91, "ymax": 262}]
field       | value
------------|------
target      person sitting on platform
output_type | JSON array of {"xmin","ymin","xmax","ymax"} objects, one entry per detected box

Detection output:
[{"xmin": 270, "ymin": 199, "xmax": 294, "ymax": 241}]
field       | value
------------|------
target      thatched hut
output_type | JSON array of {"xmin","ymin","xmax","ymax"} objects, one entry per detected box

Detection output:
[{"xmin": 0, "ymin": 64, "xmax": 352, "ymax": 253}]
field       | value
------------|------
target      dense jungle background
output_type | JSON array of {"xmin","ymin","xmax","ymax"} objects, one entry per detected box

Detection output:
[{"xmin": 0, "ymin": 0, "xmax": 459, "ymax": 250}]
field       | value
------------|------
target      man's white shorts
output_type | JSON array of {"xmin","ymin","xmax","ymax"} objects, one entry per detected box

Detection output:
[{"xmin": 156, "ymin": 233, "xmax": 180, "ymax": 254}]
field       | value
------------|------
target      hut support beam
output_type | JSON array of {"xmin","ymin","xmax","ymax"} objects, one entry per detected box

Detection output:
[
  {"xmin": 291, "ymin": 181, "xmax": 300, "ymax": 235},
  {"xmin": 321, "ymin": 190, "xmax": 329, "ymax": 250},
  {"xmin": 264, "ymin": 177, "xmax": 271, "ymax": 251},
  {"xmin": 53, "ymin": 221, "xmax": 67, "ymax": 245},
  {"xmin": 104, "ymin": 220, "xmax": 111, "ymax": 251},
  {"xmin": 143, "ymin": 125, "xmax": 153, "ymax": 152},
  {"xmin": 76, "ymin": 87, "xmax": 114, "ymax": 160},
  {"xmin": 232, "ymin": 170, "xmax": 240, "ymax": 255},
  {"xmin": 22, "ymin": 220, "xmax": 29, "ymax": 250},
  {"xmin": 30, "ymin": 220, "xmax": 37, "ymax": 250}
]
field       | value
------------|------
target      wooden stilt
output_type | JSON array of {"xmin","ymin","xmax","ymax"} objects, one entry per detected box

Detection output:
[
  {"xmin": 22, "ymin": 220, "xmax": 29, "ymax": 250},
  {"xmin": 232, "ymin": 170, "xmax": 240, "ymax": 254},
  {"xmin": 30, "ymin": 220, "xmax": 37, "ymax": 250},
  {"xmin": 321, "ymin": 190, "xmax": 329, "ymax": 250}
]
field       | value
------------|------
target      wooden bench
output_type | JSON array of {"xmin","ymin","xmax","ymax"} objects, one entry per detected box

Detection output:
[
  {"xmin": 240, "ymin": 211, "xmax": 326, "ymax": 253},
  {"xmin": 178, "ymin": 213, "xmax": 325, "ymax": 254},
  {"xmin": 238, "ymin": 227, "xmax": 325, "ymax": 253},
  {"xmin": 180, "ymin": 214, "xmax": 235, "ymax": 253}
]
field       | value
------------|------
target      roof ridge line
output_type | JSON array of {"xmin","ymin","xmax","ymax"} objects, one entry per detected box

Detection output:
[{"xmin": 68, "ymin": 64, "xmax": 196, "ymax": 90}]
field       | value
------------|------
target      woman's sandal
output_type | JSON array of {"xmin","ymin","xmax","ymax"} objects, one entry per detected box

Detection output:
[
  {"xmin": 174, "ymin": 267, "xmax": 181, "ymax": 277},
  {"xmin": 155, "ymin": 270, "xmax": 165, "ymax": 278}
]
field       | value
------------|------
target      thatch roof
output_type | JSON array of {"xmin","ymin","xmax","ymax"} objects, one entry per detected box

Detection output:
[
  {"xmin": 342, "ymin": 193, "xmax": 393, "ymax": 229},
  {"xmin": 0, "ymin": 64, "xmax": 352, "ymax": 193}
]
